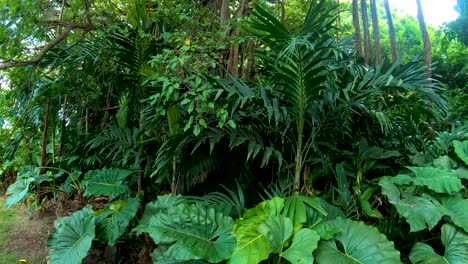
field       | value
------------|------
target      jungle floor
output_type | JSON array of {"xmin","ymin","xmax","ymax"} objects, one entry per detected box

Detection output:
[{"xmin": 0, "ymin": 195, "xmax": 52, "ymax": 264}]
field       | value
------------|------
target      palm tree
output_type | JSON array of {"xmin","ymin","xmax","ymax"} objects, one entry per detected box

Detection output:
[
  {"xmin": 383, "ymin": 0, "xmax": 397, "ymax": 63},
  {"xmin": 416, "ymin": 0, "xmax": 432, "ymax": 77},
  {"xmin": 247, "ymin": 2, "xmax": 342, "ymax": 191},
  {"xmin": 352, "ymin": 0, "xmax": 362, "ymax": 57},
  {"xmin": 370, "ymin": 0, "xmax": 381, "ymax": 66},
  {"xmin": 360, "ymin": 0, "xmax": 371, "ymax": 66}
]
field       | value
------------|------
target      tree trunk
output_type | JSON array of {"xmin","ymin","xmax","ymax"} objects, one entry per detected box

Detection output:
[
  {"xmin": 58, "ymin": 94, "xmax": 67, "ymax": 157},
  {"xmin": 40, "ymin": 99, "xmax": 51, "ymax": 174},
  {"xmin": 416, "ymin": 0, "xmax": 432, "ymax": 77},
  {"xmin": 370, "ymin": 0, "xmax": 381, "ymax": 66},
  {"xmin": 220, "ymin": 0, "xmax": 230, "ymax": 29},
  {"xmin": 360, "ymin": 0, "xmax": 371, "ymax": 66},
  {"xmin": 280, "ymin": 0, "xmax": 285, "ymax": 24},
  {"xmin": 352, "ymin": 0, "xmax": 362, "ymax": 57},
  {"xmin": 383, "ymin": 0, "xmax": 397, "ymax": 63}
]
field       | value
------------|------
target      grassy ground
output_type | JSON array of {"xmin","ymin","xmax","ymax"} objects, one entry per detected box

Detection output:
[{"xmin": 0, "ymin": 196, "xmax": 52, "ymax": 264}]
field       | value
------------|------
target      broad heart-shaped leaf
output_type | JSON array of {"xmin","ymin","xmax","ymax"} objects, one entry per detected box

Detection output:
[
  {"xmin": 379, "ymin": 176, "xmax": 403, "ymax": 204},
  {"xmin": 442, "ymin": 196, "xmax": 468, "ymax": 232},
  {"xmin": 394, "ymin": 195, "xmax": 445, "ymax": 232},
  {"xmin": 407, "ymin": 166, "xmax": 463, "ymax": 193},
  {"xmin": 230, "ymin": 197, "xmax": 284, "ymax": 264},
  {"xmin": 453, "ymin": 140, "xmax": 468, "ymax": 165},
  {"xmin": 409, "ymin": 243, "xmax": 446, "ymax": 264},
  {"xmin": 410, "ymin": 224, "xmax": 468, "ymax": 264},
  {"xmin": 258, "ymin": 215, "xmax": 293, "ymax": 253},
  {"xmin": 139, "ymin": 202, "xmax": 235, "ymax": 263},
  {"xmin": 133, "ymin": 194, "xmax": 186, "ymax": 235},
  {"xmin": 84, "ymin": 168, "xmax": 133, "ymax": 197},
  {"xmin": 152, "ymin": 245, "xmax": 209, "ymax": 264},
  {"xmin": 95, "ymin": 197, "xmax": 139, "ymax": 245},
  {"xmin": 47, "ymin": 205, "xmax": 96, "ymax": 264},
  {"xmin": 283, "ymin": 195, "xmax": 327, "ymax": 225},
  {"xmin": 5, "ymin": 177, "xmax": 34, "ymax": 207},
  {"xmin": 281, "ymin": 228, "xmax": 320, "ymax": 264},
  {"xmin": 314, "ymin": 218, "xmax": 401, "ymax": 264}
]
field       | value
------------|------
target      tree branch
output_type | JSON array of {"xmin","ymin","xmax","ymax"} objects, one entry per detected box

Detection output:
[{"xmin": 0, "ymin": 22, "xmax": 95, "ymax": 70}]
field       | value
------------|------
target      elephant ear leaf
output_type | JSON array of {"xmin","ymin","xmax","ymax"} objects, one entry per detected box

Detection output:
[
  {"xmin": 47, "ymin": 205, "xmax": 96, "ymax": 264},
  {"xmin": 257, "ymin": 215, "xmax": 293, "ymax": 253},
  {"xmin": 441, "ymin": 196, "xmax": 468, "ymax": 232},
  {"xmin": 281, "ymin": 228, "xmax": 320, "ymax": 264},
  {"xmin": 410, "ymin": 224, "xmax": 468, "ymax": 264},
  {"xmin": 5, "ymin": 176, "xmax": 34, "ymax": 207},
  {"xmin": 314, "ymin": 218, "xmax": 401, "ymax": 264},
  {"xmin": 453, "ymin": 140, "xmax": 468, "ymax": 165},
  {"xmin": 95, "ymin": 197, "xmax": 139, "ymax": 245},
  {"xmin": 230, "ymin": 197, "xmax": 284, "ymax": 264},
  {"xmin": 84, "ymin": 168, "xmax": 133, "ymax": 197},
  {"xmin": 136, "ymin": 202, "xmax": 235, "ymax": 263}
]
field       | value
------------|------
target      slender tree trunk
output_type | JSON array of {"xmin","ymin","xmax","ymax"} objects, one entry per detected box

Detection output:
[
  {"xmin": 58, "ymin": 94, "xmax": 67, "ymax": 157},
  {"xmin": 220, "ymin": 0, "xmax": 230, "ymax": 29},
  {"xmin": 40, "ymin": 99, "xmax": 51, "ymax": 174},
  {"xmin": 370, "ymin": 0, "xmax": 381, "ymax": 66},
  {"xmin": 416, "ymin": 0, "xmax": 432, "ymax": 77},
  {"xmin": 360, "ymin": 0, "xmax": 371, "ymax": 66},
  {"xmin": 383, "ymin": 0, "xmax": 397, "ymax": 63},
  {"xmin": 280, "ymin": 0, "xmax": 285, "ymax": 24},
  {"xmin": 352, "ymin": 0, "xmax": 362, "ymax": 57}
]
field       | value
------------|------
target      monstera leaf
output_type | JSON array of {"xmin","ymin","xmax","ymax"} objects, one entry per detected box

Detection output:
[
  {"xmin": 135, "ymin": 202, "xmax": 235, "ymax": 263},
  {"xmin": 410, "ymin": 224, "xmax": 468, "ymax": 264},
  {"xmin": 314, "ymin": 218, "xmax": 401, "ymax": 264},
  {"xmin": 453, "ymin": 140, "xmax": 468, "ymax": 165},
  {"xmin": 230, "ymin": 197, "xmax": 284, "ymax": 264},
  {"xmin": 47, "ymin": 206, "xmax": 96, "ymax": 264},
  {"xmin": 84, "ymin": 168, "xmax": 133, "ymax": 197},
  {"xmin": 95, "ymin": 197, "xmax": 139, "ymax": 245}
]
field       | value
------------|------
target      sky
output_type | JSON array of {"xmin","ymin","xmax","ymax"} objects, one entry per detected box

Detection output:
[{"xmin": 388, "ymin": 0, "xmax": 460, "ymax": 28}]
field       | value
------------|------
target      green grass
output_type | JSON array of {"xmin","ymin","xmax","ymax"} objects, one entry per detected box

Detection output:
[{"xmin": 0, "ymin": 197, "xmax": 46, "ymax": 264}]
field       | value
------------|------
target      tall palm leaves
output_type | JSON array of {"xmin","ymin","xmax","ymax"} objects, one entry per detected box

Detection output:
[{"xmin": 248, "ymin": 3, "xmax": 339, "ymax": 190}]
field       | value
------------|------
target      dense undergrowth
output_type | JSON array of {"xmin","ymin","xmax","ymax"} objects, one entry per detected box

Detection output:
[{"xmin": 1, "ymin": 0, "xmax": 467, "ymax": 263}]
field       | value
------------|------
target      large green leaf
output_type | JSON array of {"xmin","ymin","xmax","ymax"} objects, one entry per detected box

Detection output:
[
  {"xmin": 453, "ymin": 140, "xmax": 468, "ymax": 165},
  {"xmin": 257, "ymin": 215, "xmax": 293, "ymax": 253},
  {"xmin": 407, "ymin": 167, "xmax": 463, "ymax": 193},
  {"xmin": 314, "ymin": 218, "xmax": 401, "ymax": 264},
  {"xmin": 95, "ymin": 197, "xmax": 139, "ymax": 245},
  {"xmin": 409, "ymin": 243, "xmax": 446, "ymax": 264},
  {"xmin": 394, "ymin": 195, "xmax": 445, "ymax": 232},
  {"xmin": 283, "ymin": 195, "xmax": 327, "ymax": 225},
  {"xmin": 230, "ymin": 197, "xmax": 284, "ymax": 264},
  {"xmin": 281, "ymin": 228, "xmax": 320, "ymax": 264},
  {"xmin": 84, "ymin": 168, "xmax": 133, "ymax": 197},
  {"xmin": 442, "ymin": 196, "xmax": 468, "ymax": 232},
  {"xmin": 410, "ymin": 224, "xmax": 468, "ymax": 264},
  {"xmin": 134, "ymin": 194, "xmax": 186, "ymax": 234},
  {"xmin": 137, "ymin": 202, "xmax": 235, "ymax": 263},
  {"xmin": 5, "ymin": 176, "xmax": 34, "ymax": 208},
  {"xmin": 379, "ymin": 176, "xmax": 403, "ymax": 204},
  {"xmin": 47, "ymin": 206, "xmax": 96, "ymax": 264}
]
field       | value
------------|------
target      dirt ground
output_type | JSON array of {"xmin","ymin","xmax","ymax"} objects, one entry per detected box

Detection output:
[{"xmin": 0, "ymin": 196, "xmax": 53, "ymax": 264}]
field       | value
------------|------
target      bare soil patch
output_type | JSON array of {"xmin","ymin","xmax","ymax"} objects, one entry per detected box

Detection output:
[{"xmin": 0, "ymin": 196, "xmax": 54, "ymax": 264}]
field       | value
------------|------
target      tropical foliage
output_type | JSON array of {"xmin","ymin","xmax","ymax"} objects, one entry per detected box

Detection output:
[{"xmin": 0, "ymin": 0, "xmax": 466, "ymax": 264}]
